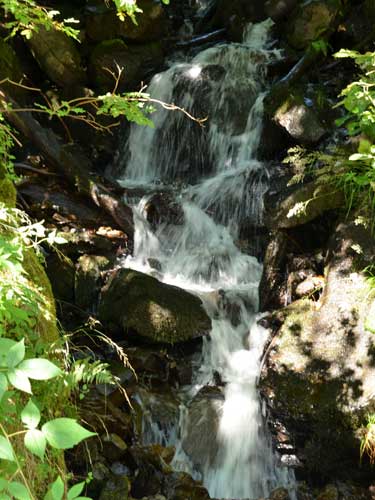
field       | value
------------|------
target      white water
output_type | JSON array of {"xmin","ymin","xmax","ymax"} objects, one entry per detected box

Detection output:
[{"xmin": 119, "ymin": 19, "xmax": 296, "ymax": 499}]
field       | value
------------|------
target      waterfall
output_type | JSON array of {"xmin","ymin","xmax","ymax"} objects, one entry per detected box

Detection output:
[{"xmin": 119, "ymin": 19, "xmax": 296, "ymax": 500}]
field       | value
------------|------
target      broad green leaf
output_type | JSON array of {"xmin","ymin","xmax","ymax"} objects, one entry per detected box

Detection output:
[
  {"xmin": 0, "ymin": 477, "xmax": 8, "ymax": 489},
  {"xmin": 42, "ymin": 418, "xmax": 96, "ymax": 449},
  {"xmin": 44, "ymin": 476, "xmax": 64, "ymax": 500},
  {"xmin": 0, "ymin": 436, "xmax": 15, "ymax": 461},
  {"xmin": 18, "ymin": 359, "xmax": 61, "ymax": 380},
  {"xmin": 7, "ymin": 368, "xmax": 32, "ymax": 394},
  {"xmin": 6, "ymin": 339, "xmax": 25, "ymax": 368},
  {"xmin": 7, "ymin": 481, "xmax": 32, "ymax": 500},
  {"xmin": 0, "ymin": 338, "xmax": 16, "ymax": 367},
  {"xmin": 21, "ymin": 400, "xmax": 41, "ymax": 429},
  {"xmin": 24, "ymin": 429, "xmax": 46, "ymax": 460},
  {"xmin": 0, "ymin": 373, "xmax": 7, "ymax": 400},
  {"xmin": 67, "ymin": 481, "xmax": 85, "ymax": 499}
]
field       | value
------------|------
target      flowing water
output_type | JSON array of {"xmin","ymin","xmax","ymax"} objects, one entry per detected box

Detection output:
[{"xmin": 118, "ymin": 19, "xmax": 296, "ymax": 499}]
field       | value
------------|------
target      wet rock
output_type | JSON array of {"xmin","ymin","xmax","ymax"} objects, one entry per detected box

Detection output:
[
  {"xmin": 144, "ymin": 192, "xmax": 184, "ymax": 229},
  {"xmin": 99, "ymin": 475, "xmax": 131, "ymax": 500},
  {"xmin": 265, "ymin": 0, "xmax": 298, "ymax": 22},
  {"xmin": 182, "ymin": 386, "xmax": 224, "ymax": 470},
  {"xmin": 99, "ymin": 268, "xmax": 211, "ymax": 343},
  {"xmin": 86, "ymin": 0, "xmax": 167, "ymax": 43},
  {"xmin": 286, "ymin": 1, "xmax": 338, "ymax": 50},
  {"xmin": 27, "ymin": 27, "xmax": 86, "ymax": 87},
  {"xmin": 134, "ymin": 386, "xmax": 180, "ymax": 438},
  {"xmin": 89, "ymin": 39, "xmax": 164, "ymax": 92},
  {"xmin": 260, "ymin": 220, "xmax": 375, "ymax": 481},
  {"xmin": 75, "ymin": 254, "xmax": 111, "ymax": 311},
  {"xmin": 259, "ymin": 231, "xmax": 288, "ymax": 311}
]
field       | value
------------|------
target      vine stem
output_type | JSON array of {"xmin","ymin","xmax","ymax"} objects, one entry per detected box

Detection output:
[{"xmin": 0, "ymin": 422, "xmax": 36, "ymax": 500}]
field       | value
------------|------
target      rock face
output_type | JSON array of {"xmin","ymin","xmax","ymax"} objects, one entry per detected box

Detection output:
[
  {"xmin": 260, "ymin": 220, "xmax": 375, "ymax": 481},
  {"xmin": 99, "ymin": 268, "xmax": 211, "ymax": 343},
  {"xmin": 89, "ymin": 39, "xmax": 164, "ymax": 92},
  {"xmin": 27, "ymin": 27, "xmax": 86, "ymax": 87}
]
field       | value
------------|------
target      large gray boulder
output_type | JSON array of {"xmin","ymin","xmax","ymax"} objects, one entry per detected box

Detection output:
[
  {"xmin": 98, "ymin": 268, "xmax": 211, "ymax": 343},
  {"xmin": 260, "ymin": 219, "xmax": 375, "ymax": 480}
]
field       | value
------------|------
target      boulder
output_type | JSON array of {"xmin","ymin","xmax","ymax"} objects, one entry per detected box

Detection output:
[
  {"xmin": 85, "ymin": 0, "xmax": 167, "ymax": 43},
  {"xmin": 286, "ymin": 0, "xmax": 338, "ymax": 50},
  {"xmin": 260, "ymin": 219, "xmax": 375, "ymax": 481},
  {"xmin": 89, "ymin": 39, "xmax": 164, "ymax": 92},
  {"xmin": 273, "ymin": 95, "xmax": 326, "ymax": 145},
  {"xmin": 27, "ymin": 27, "xmax": 86, "ymax": 87},
  {"xmin": 98, "ymin": 268, "xmax": 211, "ymax": 343}
]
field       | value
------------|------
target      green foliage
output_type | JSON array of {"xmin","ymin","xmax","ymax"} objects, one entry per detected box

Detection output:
[
  {"xmin": 0, "ymin": 0, "xmax": 80, "ymax": 40},
  {"xmin": 333, "ymin": 49, "xmax": 375, "ymax": 221},
  {"xmin": 113, "ymin": 0, "xmax": 169, "ymax": 23},
  {"xmin": 360, "ymin": 414, "xmax": 375, "ymax": 464}
]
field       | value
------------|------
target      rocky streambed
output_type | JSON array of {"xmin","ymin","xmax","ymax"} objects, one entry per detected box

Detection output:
[{"xmin": 3, "ymin": 0, "xmax": 375, "ymax": 498}]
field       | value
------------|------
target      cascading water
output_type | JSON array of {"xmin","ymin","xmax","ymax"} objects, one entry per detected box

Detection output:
[{"xmin": 118, "ymin": 19, "xmax": 296, "ymax": 499}]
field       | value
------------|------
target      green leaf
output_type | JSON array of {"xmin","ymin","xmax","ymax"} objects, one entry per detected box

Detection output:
[
  {"xmin": 0, "ymin": 436, "xmax": 15, "ymax": 461},
  {"xmin": 7, "ymin": 368, "xmax": 32, "ymax": 394},
  {"xmin": 0, "ymin": 373, "xmax": 7, "ymax": 401},
  {"xmin": 0, "ymin": 338, "xmax": 16, "ymax": 367},
  {"xmin": 21, "ymin": 399, "xmax": 41, "ymax": 429},
  {"xmin": 44, "ymin": 476, "xmax": 64, "ymax": 500},
  {"xmin": 18, "ymin": 359, "xmax": 61, "ymax": 380},
  {"xmin": 7, "ymin": 481, "xmax": 32, "ymax": 500},
  {"xmin": 24, "ymin": 429, "xmax": 46, "ymax": 460},
  {"xmin": 6, "ymin": 339, "xmax": 25, "ymax": 368},
  {"xmin": 0, "ymin": 477, "xmax": 8, "ymax": 490},
  {"xmin": 67, "ymin": 481, "xmax": 85, "ymax": 499},
  {"xmin": 42, "ymin": 418, "xmax": 96, "ymax": 450}
]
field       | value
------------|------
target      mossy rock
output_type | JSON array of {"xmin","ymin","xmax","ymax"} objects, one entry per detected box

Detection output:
[
  {"xmin": 260, "ymin": 220, "xmax": 375, "ymax": 480},
  {"xmin": 27, "ymin": 26, "xmax": 86, "ymax": 87},
  {"xmin": 0, "ymin": 165, "xmax": 58, "ymax": 343},
  {"xmin": 22, "ymin": 249, "xmax": 59, "ymax": 343},
  {"xmin": 0, "ymin": 171, "xmax": 16, "ymax": 208},
  {"xmin": 98, "ymin": 268, "xmax": 211, "ymax": 344}
]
